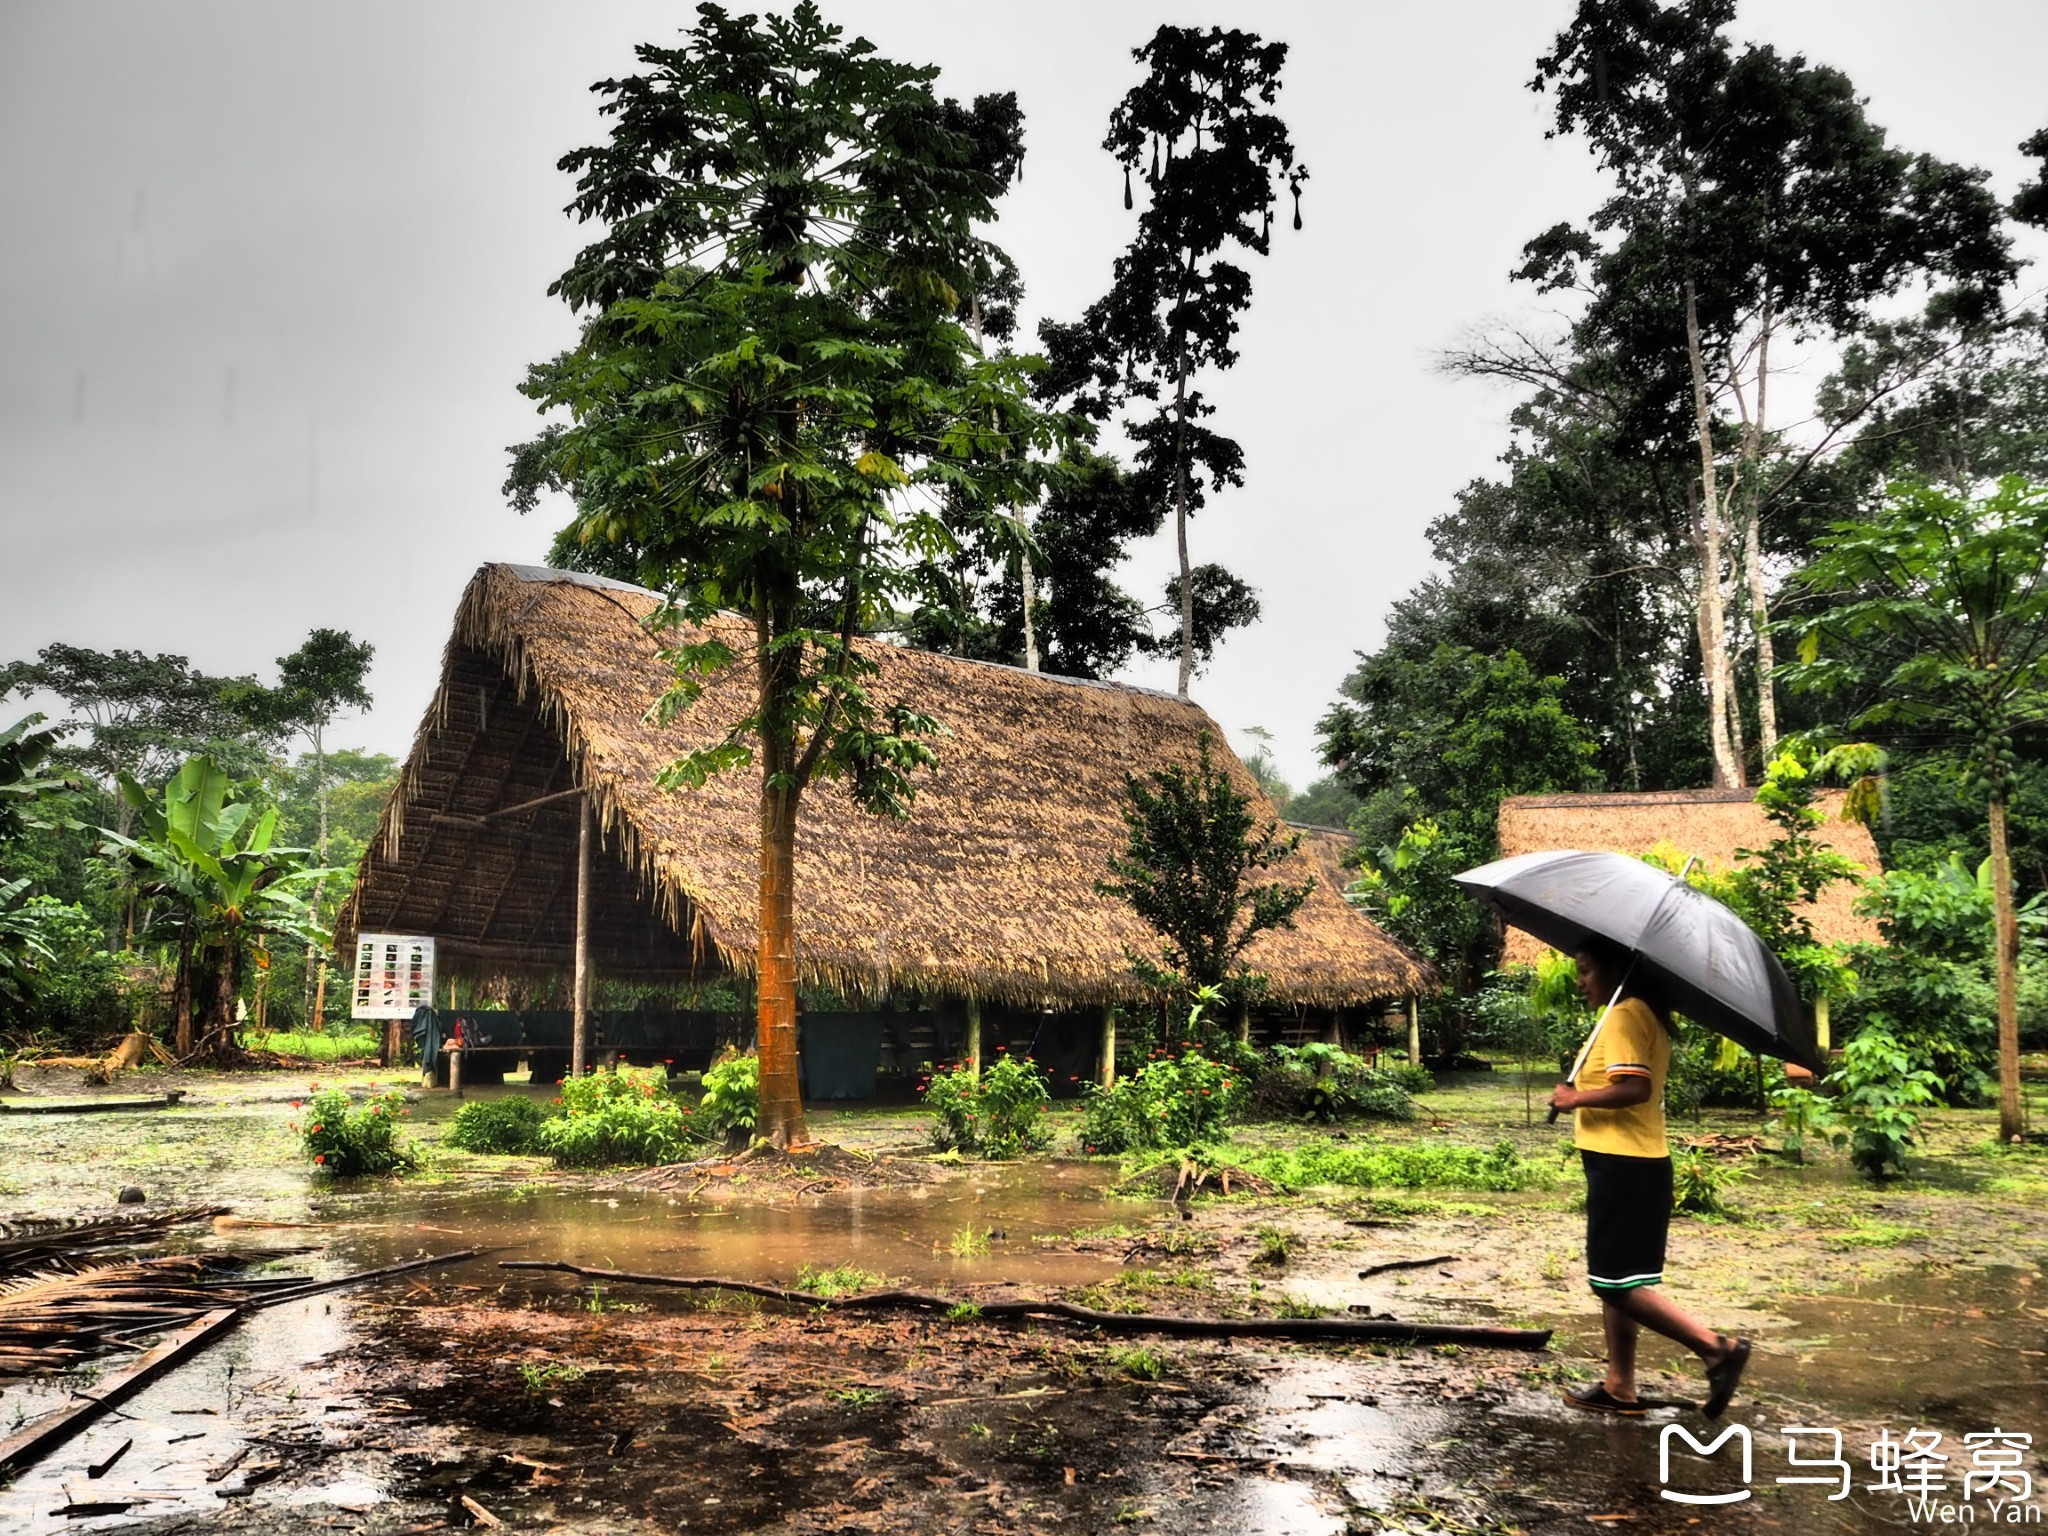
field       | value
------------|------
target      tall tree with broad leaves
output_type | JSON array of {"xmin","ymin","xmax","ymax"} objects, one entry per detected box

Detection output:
[
  {"xmin": 263, "ymin": 628, "xmax": 373, "ymax": 1031},
  {"xmin": 1514, "ymin": 0, "xmax": 2015, "ymax": 786},
  {"xmin": 1041, "ymin": 25, "xmax": 1306, "ymax": 696},
  {"xmin": 1782, "ymin": 476, "xmax": 2048, "ymax": 1142},
  {"xmin": 505, "ymin": 4, "xmax": 1068, "ymax": 1147},
  {"xmin": 1097, "ymin": 732, "xmax": 1312, "ymax": 1011},
  {"xmin": 267, "ymin": 630, "xmax": 374, "ymax": 875}
]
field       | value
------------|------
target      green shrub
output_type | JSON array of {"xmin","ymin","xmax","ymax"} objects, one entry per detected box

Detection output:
[
  {"xmin": 447, "ymin": 1095, "xmax": 552, "ymax": 1155},
  {"xmin": 535, "ymin": 1065, "xmax": 695, "ymax": 1167},
  {"xmin": 1079, "ymin": 1047, "xmax": 1242, "ymax": 1155},
  {"xmin": 1826, "ymin": 1027, "xmax": 1943, "ymax": 1181},
  {"xmin": 11, "ymin": 899, "xmax": 134, "ymax": 1049},
  {"xmin": 921, "ymin": 1053, "xmax": 1051, "ymax": 1159},
  {"xmin": 1670, "ymin": 1146, "xmax": 1748, "ymax": 1216},
  {"xmin": 696, "ymin": 1048, "xmax": 760, "ymax": 1142},
  {"xmin": 1380, "ymin": 1062, "xmax": 1436, "ymax": 1096},
  {"xmin": 298, "ymin": 1085, "xmax": 418, "ymax": 1176},
  {"xmin": 1769, "ymin": 1083, "xmax": 1841, "ymax": 1164},
  {"xmin": 1239, "ymin": 1136, "xmax": 1541, "ymax": 1192},
  {"xmin": 1246, "ymin": 1043, "xmax": 1415, "ymax": 1123}
]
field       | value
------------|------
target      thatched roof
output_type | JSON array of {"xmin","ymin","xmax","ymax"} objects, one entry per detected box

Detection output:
[
  {"xmin": 339, "ymin": 565, "xmax": 1433, "ymax": 1007},
  {"xmin": 1495, "ymin": 789, "xmax": 1882, "ymax": 967}
]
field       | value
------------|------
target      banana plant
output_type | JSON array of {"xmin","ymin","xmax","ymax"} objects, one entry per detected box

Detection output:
[{"xmin": 100, "ymin": 756, "xmax": 336, "ymax": 1058}]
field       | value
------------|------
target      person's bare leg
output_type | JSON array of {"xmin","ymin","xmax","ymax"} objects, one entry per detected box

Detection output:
[
  {"xmin": 1601, "ymin": 1299, "xmax": 1641, "ymax": 1401},
  {"xmin": 1605, "ymin": 1285, "xmax": 1726, "ymax": 1363}
]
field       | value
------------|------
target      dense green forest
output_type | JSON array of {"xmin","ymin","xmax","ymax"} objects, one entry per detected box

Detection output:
[{"xmin": 1, "ymin": 636, "xmax": 392, "ymax": 1049}]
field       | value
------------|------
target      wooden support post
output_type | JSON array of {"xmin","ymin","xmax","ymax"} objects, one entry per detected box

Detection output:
[
  {"xmin": 572, "ymin": 797, "xmax": 592, "ymax": 1079},
  {"xmin": 1236, "ymin": 1000, "xmax": 1251, "ymax": 1047},
  {"xmin": 1407, "ymin": 995, "xmax": 1422, "ymax": 1067},
  {"xmin": 1815, "ymin": 992, "xmax": 1831, "ymax": 1054},
  {"xmin": 1100, "ymin": 1004, "xmax": 1117, "ymax": 1088},
  {"xmin": 448, "ymin": 1047, "xmax": 463, "ymax": 1099},
  {"xmin": 965, "ymin": 997, "xmax": 982, "ymax": 1078}
]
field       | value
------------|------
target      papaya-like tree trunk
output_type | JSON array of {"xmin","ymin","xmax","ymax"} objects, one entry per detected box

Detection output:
[
  {"xmin": 1991, "ymin": 798, "xmax": 2024, "ymax": 1141},
  {"xmin": 753, "ymin": 593, "xmax": 811, "ymax": 1150}
]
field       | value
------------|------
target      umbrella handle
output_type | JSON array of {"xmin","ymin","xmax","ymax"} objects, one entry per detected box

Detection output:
[{"xmin": 1548, "ymin": 972, "xmax": 1632, "ymax": 1125}]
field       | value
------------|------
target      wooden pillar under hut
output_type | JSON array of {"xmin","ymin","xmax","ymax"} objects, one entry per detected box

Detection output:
[
  {"xmin": 1407, "ymin": 995, "xmax": 1422, "ymax": 1068},
  {"xmin": 1099, "ymin": 1004, "xmax": 1117, "ymax": 1089},
  {"xmin": 572, "ymin": 796, "xmax": 592, "ymax": 1079},
  {"xmin": 965, "ymin": 997, "xmax": 982, "ymax": 1078}
]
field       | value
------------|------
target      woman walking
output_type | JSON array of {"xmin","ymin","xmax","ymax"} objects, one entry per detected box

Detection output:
[{"xmin": 1548, "ymin": 937, "xmax": 1752, "ymax": 1417}]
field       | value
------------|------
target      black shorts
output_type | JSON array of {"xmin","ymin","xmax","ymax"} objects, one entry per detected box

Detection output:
[{"xmin": 1581, "ymin": 1149, "xmax": 1672, "ymax": 1295}]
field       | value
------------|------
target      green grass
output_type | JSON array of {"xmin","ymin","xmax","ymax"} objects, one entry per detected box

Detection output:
[
  {"xmin": 1832, "ymin": 1217, "xmax": 1928, "ymax": 1248},
  {"xmin": 1102, "ymin": 1344, "xmax": 1164, "ymax": 1380},
  {"xmin": 242, "ymin": 1027, "xmax": 381, "ymax": 1061},
  {"xmin": 795, "ymin": 1264, "xmax": 884, "ymax": 1298},
  {"xmin": 1240, "ymin": 1136, "xmax": 1550, "ymax": 1193}
]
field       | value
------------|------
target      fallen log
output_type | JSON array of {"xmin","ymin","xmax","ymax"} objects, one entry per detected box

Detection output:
[
  {"xmin": 501, "ymin": 1260, "xmax": 1552, "ymax": 1351},
  {"xmin": 0, "ymin": 1092, "xmax": 186, "ymax": 1115},
  {"xmin": 1358, "ymin": 1254, "xmax": 1458, "ymax": 1279},
  {"xmin": 245, "ymin": 1248, "xmax": 486, "ymax": 1309}
]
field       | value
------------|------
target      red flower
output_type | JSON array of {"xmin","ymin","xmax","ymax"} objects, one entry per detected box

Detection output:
[
  {"xmin": 314, "ymin": 1153, "xmax": 326, "ymax": 1164},
  {"xmin": 290, "ymin": 1100, "xmax": 302, "ymax": 1110},
  {"xmin": 311, "ymin": 1124, "xmax": 324, "ymax": 1134}
]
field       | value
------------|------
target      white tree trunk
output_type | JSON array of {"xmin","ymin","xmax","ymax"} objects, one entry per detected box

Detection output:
[{"xmin": 1684, "ymin": 279, "xmax": 1744, "ymax": 789}]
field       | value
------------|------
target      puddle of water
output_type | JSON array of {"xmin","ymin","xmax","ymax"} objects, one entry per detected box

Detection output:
[
  {"xmin": 316, "ymin": 1162, "xmax": 1136, "ymax": 1293},
  {"xmin": 1770, "ymin": 1260, "xmax": 2048, "ymax": 1430}
]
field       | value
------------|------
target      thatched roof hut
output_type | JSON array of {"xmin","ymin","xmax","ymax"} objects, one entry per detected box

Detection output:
[
  {"xmin": 1495, "ymin": 789, "xmax": 1882, "ymax": 967},
  {"xmin": 339, "ymin": 565, "xmax": 1433, "ymax": 1008}
]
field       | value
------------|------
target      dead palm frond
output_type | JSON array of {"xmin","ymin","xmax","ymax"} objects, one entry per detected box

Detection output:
[
  {"xmin": 0, "ymin": 1254, "xmax": 263, "ymax": 1380},
  {"xmin": 0, "ymin": 1207, "xmax": 228, "ymax": 1275}
]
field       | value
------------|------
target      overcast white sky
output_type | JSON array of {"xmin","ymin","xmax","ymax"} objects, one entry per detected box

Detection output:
[{"xmin": 3, "ymin": 2, "xmax": 2045, "ymax": 791}]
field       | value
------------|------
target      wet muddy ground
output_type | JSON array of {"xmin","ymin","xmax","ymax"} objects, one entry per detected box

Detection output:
[{"xmin": 3, "ymin": 1062, "xmax": 2046, "ymax": 1533}]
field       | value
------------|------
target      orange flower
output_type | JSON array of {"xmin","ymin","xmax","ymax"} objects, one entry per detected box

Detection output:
[{"xmin": 314, "ymin": 1153, "xmax": 326, "ymax": 1164}]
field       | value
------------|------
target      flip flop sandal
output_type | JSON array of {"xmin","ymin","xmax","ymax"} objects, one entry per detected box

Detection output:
[
  {"xmin": 1564, "ymin": 1383, "xmax": 1647, "ymax": 1415},
  {"xmin": 1703, "ymin": 1335, "xmax": 1752, "ymax": 1419}
]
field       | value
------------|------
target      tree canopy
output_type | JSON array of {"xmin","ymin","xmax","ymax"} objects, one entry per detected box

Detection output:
[{"xmin": 506, "ymin": 2, "xmax": 1070, "ymax": 1144}]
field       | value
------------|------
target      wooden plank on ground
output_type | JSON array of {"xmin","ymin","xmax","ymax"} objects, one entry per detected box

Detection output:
[{"xmin": 0, "ymin": 1308, "xmax": 239, "ymax": 1476}]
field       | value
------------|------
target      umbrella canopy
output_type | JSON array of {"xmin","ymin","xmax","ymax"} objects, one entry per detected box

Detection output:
[{"xmin": 1454, "ymin": 849, "xmax": 1822, "ymax": 1074}]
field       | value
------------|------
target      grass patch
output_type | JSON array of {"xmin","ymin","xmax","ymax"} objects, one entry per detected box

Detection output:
[
  {"xmin": 829, "ymin": 1385, "xmax": 887, "ymax": 1409},
  {"xmin": 1242, "ymin": 1137, "xmax": 1546, "ymax": 1192},
  {"xmin": 1251, "ymin": 1227, "xmax": 1292, "ymax": 1266},
  {"xmin": 1832, "ymin": 1218, "xmax": 1928, "ymax": 1248},
  {"xmin": 518, "ymin": 1359, "xmax": 586, "ymax": 1394},
  {"xmin": 1274, "ymin": 1296, "xmax": 1331, "ymax": 1319},
  {"xmin": 244, "ymin": 1027, "xmax": 381, "ymax": 1061},
  {"xmin": 1102, "ymin": 1344, "xmax": 1164, "ymax": 1380},
  {"xmin": 948, "ymin": 1226, "xmax": 992, "ymax": 1257},
  {"xmin": 795, "ymin": 1264, "xmax": 883, "ymax": 1298},
  {"xmin": 1071, "ymin": 1266, "xmax": 1214, "ymax": 1313}
]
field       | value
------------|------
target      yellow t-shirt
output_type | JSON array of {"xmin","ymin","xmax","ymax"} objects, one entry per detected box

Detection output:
[{"xmin": 1572, "ymin": 995, "xmax": 1670, "ymax": 1158}]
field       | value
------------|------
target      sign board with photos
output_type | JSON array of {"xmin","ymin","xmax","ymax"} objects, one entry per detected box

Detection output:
[{"xmin": 350, "ymin": 934, "xmax": 435, "ymax": 1020}]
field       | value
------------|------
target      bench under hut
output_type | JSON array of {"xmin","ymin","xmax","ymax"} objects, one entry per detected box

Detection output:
[{"xmin": 337, "ymin": 564, "xmax": 1434, "ymax": 1094}]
